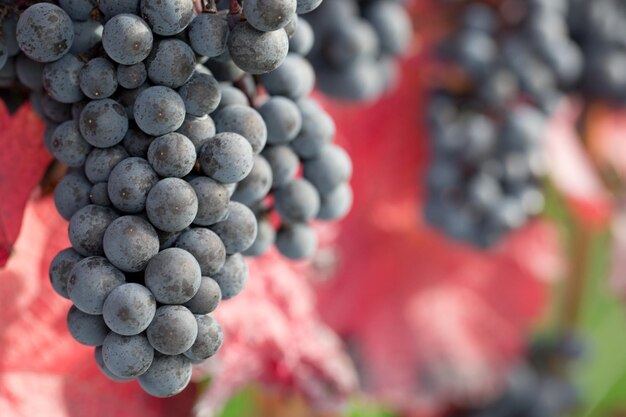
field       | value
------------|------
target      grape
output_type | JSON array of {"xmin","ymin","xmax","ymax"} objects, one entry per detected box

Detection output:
[
  {"xmin": 147, "ymin": 132, "xmax": 196, "ymax": 178},
  {"xmin": 42, "ymin": 54, "xmax": 84, "ymax": 103},
  {"xmin": 134, "ymin": 86, "xmax": 186, "ymax": 136},
  {"xmin": 323, "ymin": 20, "xmax": 379, "ymax": 69},
  {"xmin": 363, "ymin": 0, "xmax": 412, "ymax": 55},
  {"xmin": 67, "ymin": 256, "xmax": 125, "ymax": 314},
  {"xmin": 183, "ymin": 277, "xmax": 222, "ymax": 315},
  {"xmin": 175, "ymin": 228, "xmax": 226, "ymax": 276},
  {"xmin": 284, "ymin": 14, "xmax": 298, "ymax": 38},
  {"xmin": 84, "ymin": 145, "xmax": 129, "ymax": 183},
  {"xmin": 15, "ymin": 54, "xmax": 44, "ymax": 90},
  {"xmin": 318, "ymin": 182, "xmax": 353, "ymax": 220},
  {"xmin": 98, "ymin": 0, "xmax": 140, "ymax": 18},
  {"xmin": 70, "ymin": 20, "xmax": 103, "ymax": 55},
  {"xmin": 66, "ymin": 305, "xmax": 109, "ymax": 346},
  {"xmin": 117, "ymin": 83, "xmax": 149, "ymax": 119},
  {"xmin": 103, "ymin": 215, "xmax": 160, "ymax": 272},
  {"xmin": 199, "ymin": 132, "xmax": 254, "ymax": 184},
  {"xmin": 275, "ymin": 222, "xmax": 317, "ymax": 259},
  {"xmin": 146, "ymin": 305, "xmax": 198, "ymax": 355},
  {"xmin": 213, "ymin": 105, "xmax": 267, "ymax": 154},
  {"xmin": 303, "ymin": 144, "xmax": 353, "ymax": 194},
  {"xmin": 261, "ymin": 145, "xmax": 299, "ymax": 187},
  {"xmin": 103, "ymin": 283, "xmax": 156, "ymax": 335},
  {"xmin": 232, "ymin": 155, "xmax": 273, "ymax": 205},
  {"xmin": 102, "ymin": 332, "xmax": 154, "ymax": 378},
  {"xmin": 144, "ymin": 248, "xmax": 201, "ymax": 304},
  {"xmin": 188, "ymin": 176, "xmax": 230, "ymax": 226},
  {"xmin": 146, "ymin": 39, "xmax": 195, "ymax": 88},
  {"xmin": 79, "ymin": 99, "xmax": 128, "ymax": 148},
  {"xmin": 206, "ymin": 52, "xmax": 246, "ymax": 82},
  {"xmin": 41, "ymin": 94, "xmax": 72, "ymax": 123},
  {"xmin": 117, "ymin": 63, "xmax": 147, "ymax": 89},
  {"xmin": 210, "ymin": 201, "xmax": 257, "ymax": 254},
  {"xmin": 156, "ymin": 229, "xmax": 183, "ymax": 250},
  {"xmin": 188, "ymin": 12, "xmax": 229, "ymax": 58},
  {"xmin": 107, "ymin": 157, "xmax": 159, "ymax": 213},
  {"xmin": 260, "ymin": 54, "xmax": 315, "ymax": 99},
  {"xmin": 228, "ymin": 22, "xmax": 289, "ymax": 74},
  {"xmin": 138, "ymin": 353, "xmax": 192, "ymax": 397},
  {"xmin": 49, "ymin": 248, "xmax": 84, "ymax": 299},
  {"xmin": 102, "ymin": 14, "xmax": 153, "ymax": 65},
  {"xmin": 122, "ymin": 128, "xmax": 154, "ymax": 157},
  {"xmin": 146, "ymin": 178, "xmax": 199, "ymax": 232},
  {"xmin": 259, "ymin": 97, "xmax": 304, "ymax": 146},
  {"xmin": 296, "ymin": 0, "xmax": 323, "ymax": 14},
  {"xmin": 90, "ymin": 182, "xmax": 112, "ymax": 206},
  {"xmin": 243, "ymin": 218, "xmax": 275, "ymax": 256},
  {"xmin": 212, "ymin": 253, "xmax": 248, "ymax": 299},
  {"xmin": 95, "ymin": 345, "xmax": 134, "ymax": 382},
  {"xmin": 274, "ymin": 178, "xmax": 320, "ymax": 222},
  {"xmin": 289, "ymin": 17, "xmax": 314, "ymax": 56},
  {"xmin": 176, "ymin": 114, "xmax": 216, "ymax": 151},
  {"xmin": 244, "ymin": 0, "xmax": 296, "ymax": 32},
  {"xmin": 184, "ymin": 315, "xmax": 223, "ymax": 361},
  {"xmin": 69, "ymin": 205, "xmax": 119, "ymax": 256},
  {"xmin": 141, "ymin": 0, "xmax": 194, "ymax": 35},
  {"xmin": 178, "ymin": 72, "xmax": 221, "ymax": 116},
  {"xmin": 16, "ymin": 3, "xmax": 74, "ymax": 63},
  {"xmin": 54, "ymin": 171, "xmax": 92, "ymax": 220},
  {"xmin": 290, "ymin": 97, "xmax": 335, "ymax": 158},
  {"xmin": 214, "ymin": 84, "xmax": 249, "ymax": 113},
  {"xmin": 49, "ymin": 121, "xmax": 92, "ymax": 167},
  {"xmin": 59, "ymin": 0, "xmax": 95, "ymax": 21},
  {"xmin": 79, "ymin": 57, "xmax": 118, "ymax": 99}
]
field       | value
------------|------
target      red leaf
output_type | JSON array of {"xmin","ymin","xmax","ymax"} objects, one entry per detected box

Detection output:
[
  {"xmin": 0, "ymin": 197, "xmax": 195, "ymax": 417},
  {"xmin": 0, "ymin": 102, "xmax": 50, "ymax": 267}
]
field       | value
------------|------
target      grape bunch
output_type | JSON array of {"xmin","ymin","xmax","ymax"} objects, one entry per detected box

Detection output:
[
  {"xmin": 450, "ymin": 334, "xmax": 582, "ymax": 417},
  {"xmin": 0, "ymin": 0, "xmax": 355, "ymax": 397},
  {"xmin": 424, "ymin": 2, "xmax": 567, "ymax": 247},
  {"xmin": 305, "ymin": 0, "xmax": 412, "ymax": 101}
]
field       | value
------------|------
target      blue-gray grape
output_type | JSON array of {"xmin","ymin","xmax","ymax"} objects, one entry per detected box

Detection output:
[
  {"xmin": 122, "ymin": 128, "xmax": 154, "ymax": 157},
  {"xmin": 49, "ymin": 248, "xmax": 84, "ymax": 299},
  {"xmin": 302, "ymin": 144, "xmax": 353, "ymax": 194},
  {"xmin": 228, "ymin": 22, "xmax": 289, "ymax": 74},
  {"xmin": 144, "ymin": 248, "xmax": 201, "ymax": 304},
  {"xmin": 214, "ymin": 84, "xmax": 249, "ymax": 113},
  {"xmin": 138, "ymin": 353, "xmax": 192, "ymax": 397},
  {"xmin": 98, "ymin": 0, "xmax": 140, "ymax": 19},
  {"xmin": 70, "ymin": 20, "xmax": 103, "ymax": 55},
  {"xmin": 290, "ymin": 97, "xmax": 335, "ymax": 158},
  {"xmin": 103, "ymin": 215, "xmax": 160, "ymax": 272},
  {"xmin": 90, "ymin": 182, "xmax": 112, "ymax": 206},
  {"xmin": 232, "ymin": 155, "xmax": 273, "ymax": 205},
  {"xmin": 117, "ymin": 63, "xmax": 147, "ymax": 89},
  {"xmin": 213, "ymin": 104, "xmax": 267, "ymax": 154},
  {"xmin": 79, "ymin": 99, "xmax": 128, "ymax": 148},
  {"xmin": 95, "ymin": 345, "xmax": 134, "ymax": 382},
  {"xmin": 189, "ymin": 176, "xmax": 230, "ymax": 226},
  {"xmin": 54, "ymin": 171, "xmax": 92, "ymax": 220},
  {"xmin": 102, "ymin": 332, "xmax": 154, "ymax": 378},
  {"xmin": 275, "ymin": 222, "xmax": 318, "ymax": 259},
  {"xmin": 274, "ymin": 178, "xmax": 320, "ymax": 222},
  {"xmin": 210, "ymin": 201, "xmax": 258, "ymax": 254},
  {"xmin": 59, "ymin": 0, "xmax": 95, "ymax": 21},
  {"xmin": 68, "ymin": 204, "xmax": 119, "ymax": 256},
  {"xmin": 41, "ymin": 94, "xmax": 72, "ymax": 123},
  {"xmin": 188, "ymin": 12, "xmax": 229, "ymax": 58},
  {"xmin": 146, "ymin": 305, "xmax": 198, "ymax": 355},
  {"xmin": 318, "ymin": 182, "xmax": 353, "ymax": 220},
  {"xmin": 212, "ymin": 253, "xmax": 248, "ymax": 299},
  {"xmin": 261, "ymin": 145, "xmax": 299, "ymax": 188},
  {"xmin": 84, "ymin": 145, "xmax": 129, "ymax": 183},
  {"xmin": 102, "ymin": 14, "xmax": 153, "ymax": 65},
  {"xmin": 244, "ymin": 0, "xmax": 296, "ymax": 32},
  {"xmin": 146, "ymin": 39, "xmax": 196, "ymax": 88},
  {"xmin": 183, "ymin": 276, "xmax": 222, "ymax": 315},
  {"xmin": 140, "ymin": 0, "xmax": 194, "ymax": 36},
  {"xmin": 175, "ymin": 228, "xmax": 226, "ymax": 276},
  {"xmin": 67, "ymin": 305, "xmax": 109, "ymax": 346},
  {"xmin": 147, "ymin": 132, "xmax": 196, "ymax": 178},
  {"xmin": 260, "ymin": 54, "xmax": 315, "ymax": 99},
  {"xmin": 178, "ymin": 72, "xmax": 221, "ymax": 116},
  {"xmin": 134, "ymin": 86, "xmax": 186, "ymax": 136},
  {"xmin": 146, "ymin": 178, "xmax": 199, "ymax": 232},
  {"xmin": 103, "ymin": 283, "xmax": 156, "ymax": 335},
  {"xmin": 42, "ymin": 54, "xmax": 84, "ymax": 103},
  {"xmin": 184, "ymin": 315, "xmax": 223, "ymax": 361},
  {"xmin": 259, "ymin": 96, "xmax": 302, "ymax": 145},
  {"xmin": 67, "ymin": 256, "xmax": 125, "ymax": 314},
  {"xmin": 107, "ymin": 157, "xmax": 159, "ymax": 213},
  {"xmin": 242, "ymin": 218, "xmax": 275, "ymax": 256},
  {"xmin": 49, "ymin": 121, "xmax": 92, "ymax": 167},
  {"xmin": 79, "ymin": 57, "xmax": 118, "ymax": 99},
  {"xmin": 289, "ymin": 17, "xmax": 314, "ymax": 56},
  {"xmin": 199, "ymin": 132, "xmax": 254, "ymax": 184},
  {"xmin": 176, "ymin": 114, "xmax": 216, "ymax": 151},
  {"xmin": 15, "ymin": 53, "xmax": 44, "ymax": 90},
  {"xmin": 16, "ymin": 3, "xmax": 74, "ymax": 62}
]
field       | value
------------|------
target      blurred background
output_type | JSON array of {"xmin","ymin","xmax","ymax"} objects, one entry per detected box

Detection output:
[{"xmin": 4, "ymin": 0, "xmax": 626, "ymax": 417}]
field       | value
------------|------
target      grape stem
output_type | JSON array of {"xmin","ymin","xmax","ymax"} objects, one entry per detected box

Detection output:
[
  {"xmin": 229, "ymin": 0, "xmax": 241, "ymax": 15},
  {"xmin": 201, "ymin": 0, "xmax": 217, "ymax": 13}
]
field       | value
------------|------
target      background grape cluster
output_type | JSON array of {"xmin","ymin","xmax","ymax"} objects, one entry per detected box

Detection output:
[
  {"xmin": 0, "ymin": 0, "xmax": 380, "ymax": 397},
  {"xmin": 424, "ymin": 0, "xmax": 588, "ymax": 247}
]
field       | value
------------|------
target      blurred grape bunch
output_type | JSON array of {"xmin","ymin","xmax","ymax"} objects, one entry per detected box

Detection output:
[
  {"xmin": 424, "ymin": 0, "xmax": 583, "ymax": 247},
  {"xmin": 306, "ymin": 0, "xmax": 413, "ymax": 101},
  {"xmin": 449, "ymin": 334, "xmax": 582, "ymax": 417}
]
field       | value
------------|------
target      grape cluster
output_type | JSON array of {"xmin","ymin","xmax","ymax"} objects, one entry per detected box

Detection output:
[
  {"xmin": 305, "ymin": 0, "xmax": 412, "ymax": 101},
  {"xmin": 425, "ymin": 2, "xmax": 560, "ymax": 247},
  {"xmin": 450, "ymin": 334, "xmax": 582, "ymax": 417},
  {"xmin": 0, "ymin": 0, "xmax": 354, "ymax": 397}
]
